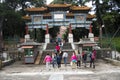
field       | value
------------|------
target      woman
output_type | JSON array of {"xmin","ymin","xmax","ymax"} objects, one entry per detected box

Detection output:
[
  {"xmin": 70, "ymin": 52, "xmax": 77, "ymax": 69},
  {"xmin": 59, "ymin": 51, "xmax": 63, "ymax": 67},
  {"xmin": 51, "ymin": 52, "xmax": 57, "ymax": 68},
  {"xmin": 90, "ymin": 49, "xmax": 96, "ymax": 68},
  {"xmin": 82, "ymin": 51, "xmax": 87, "ymax": 67},
  {"xmin": 76, "ymin": 52, "xmax": 81, "ymax": 68}
]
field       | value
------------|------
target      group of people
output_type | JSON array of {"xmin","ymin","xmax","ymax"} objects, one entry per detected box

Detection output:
[
  {"xmin": 70, "ymin": 49, "xmax": 96, "ymax": 69},
  {"xmin": 43, "ymin": 36, "xmax": 67, "ymax": 70},
  {"xmin": 43, "ymin": 49, "xmax": 97, "ymax": 70},
  {"xmin": 44, "ymin": 33, "xmax": 96, "ymax": 70},
  {"xmin": 43, "ymin": 51, "xmax": 68, "ymax": 70}
]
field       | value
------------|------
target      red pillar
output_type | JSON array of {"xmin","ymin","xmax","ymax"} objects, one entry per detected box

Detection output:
[
  {"xmin": 69, "ymin": 24, "xmax": 72, "ymax": 33},
  {"xmin": 89, "ymin": 24, "xmax": 92, "ymax": 33},
  {"xmin": 25, "ymin": 25, "xmax": 28, "ymax": 34},
  {"xmin": 46, "ymin": 24, "xmax": 49, "ymax": 34}
]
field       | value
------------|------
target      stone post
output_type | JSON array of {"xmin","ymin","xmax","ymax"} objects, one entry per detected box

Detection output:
[
  {"xmin": 68, "ymin": 24, "xmax": 73, "ymax": 43},
  {"xmin": 45, "ymin": 24, "xmax": 50, "ymax": 43},
  {"xmin": 25, "ymin": 26, "xmax": 29, "ymax": 34},
  {"xmin": 88, "ymin": 24, "xmax": 94, "ymax": 42},
  {"xmin": 24, "ymin": 25, "xmax": 30, "ymax": 42}
]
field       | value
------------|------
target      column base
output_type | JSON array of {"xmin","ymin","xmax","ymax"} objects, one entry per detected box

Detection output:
[
  {"xmin": 24, "ymin": 34, "xmax": 30, "ymax": 42},
  {"xmin": 88, "ymin": 33, "xmax": 94, "ymax": 42},
  {"xmin": 68, "ymin": 33, "xmax": 73, "ymax": 43},
  {"xmin": 45, "ymin": 34, "xmax": 50, "ymax": 43}
]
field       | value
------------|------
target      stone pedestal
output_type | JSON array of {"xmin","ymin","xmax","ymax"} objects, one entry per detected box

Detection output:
[
  {"xmin": 3, "ymin": 52, "xmax": 7, "ymax": 60},
  {"xmin": 24, "ymin": 34, "xmax": 30, "ymax": 42},
  {"xmin": 88, "ymin": 33, "xmax": 94, "ymax": 42},
  {"xmin": 45, "ymin": 34, "xmax": 50, "ymax": 43},
  {"xmin": 68, "ymin": 33, "xmax": 73, "ymax": 43}
]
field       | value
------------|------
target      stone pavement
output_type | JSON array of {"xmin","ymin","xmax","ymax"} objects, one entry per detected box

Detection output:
[{"xmin": 0, "ymin": 59, "xmax": 120, "ymax": 80}]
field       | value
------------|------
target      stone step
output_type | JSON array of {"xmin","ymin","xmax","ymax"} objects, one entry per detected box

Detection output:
[
  {"xmin": 46, "ymin": 43, "xmax": 56, "ymax": 50},
  {"xmin": 39, "ymin": 42, "xmax": 74, "ymax": 65},
  {"xmin": 46, "ymin": 43, "xmax": 72, "ymax": 50}
]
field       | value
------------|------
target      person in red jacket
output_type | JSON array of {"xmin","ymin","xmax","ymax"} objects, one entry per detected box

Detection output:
[{"xmin": 55, "ymin": 44, "xmax": 60, "ymax": 53}]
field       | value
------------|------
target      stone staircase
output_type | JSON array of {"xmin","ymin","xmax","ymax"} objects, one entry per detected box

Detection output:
[
  {"xmin": 34, "ymin": 53, "xmax": 41, "ymax": 65},
  {"xmin": 62, "ymin": 43, "xmax": 72, "ymax": 50},
  {"xmin": 39, "ymin": 43, "xmax": 74, "ymax": 65},
  {"xmin": 46, "ymin": 43, "xmax": 56, "ymax": 50}
]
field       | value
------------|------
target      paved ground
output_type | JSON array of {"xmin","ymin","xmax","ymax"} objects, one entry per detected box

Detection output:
[{"xmin": 0, "ymin": 59, "xmax": 120, "ymax": 80}]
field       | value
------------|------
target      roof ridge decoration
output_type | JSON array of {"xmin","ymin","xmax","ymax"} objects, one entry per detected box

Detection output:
[
  {"xmin": 47, "ymin": 3, "xmax": 71, "ymax": 7},
  {"xmin": 70, "ymin": 6, "xmax": 91, "ymax": 10}
]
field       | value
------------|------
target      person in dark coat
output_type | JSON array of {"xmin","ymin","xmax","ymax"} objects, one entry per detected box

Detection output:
[
  {"xmin": 56, "ymin": 54, "xmax": 61, "ymax": 68},
  {"xmin": 82, "ymin": 51, "xmax": 87, "ymax": 67},
  {"xmin": 59, "ymin": 51, "xmax": 63, "ymax": 67},
  {"xmin": 90, "ymin": 49, "xmax": 96, "ymax": 68},
  {"xmin": 51, "ymin": 52, "xmax": 57, "ymax": 68},
  {"xmin": 77, "ymin": 52, "xmax": 81, "ymax": 68}
]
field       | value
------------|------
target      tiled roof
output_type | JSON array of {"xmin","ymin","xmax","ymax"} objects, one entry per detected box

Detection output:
[
  {"xmin": 43, "ymin": 13, "xmax": 51, "ymax": 16},
  {"xmin": 25, "ymin": 4, "xmax": 91, "ymax": 12},
  {"xmin": 70, "ymin": 6, "xmax": 91, "ymax": 10},
  {"xmin": 22, "ymin": 13, "xmax": 95, "ymax": 20},
  {"xmin": 87, "ymin": 14, "xmax": 96, "ymax": 18},
  {"xmin": 22, "ymin": 15, "xmax": 31, "ymax": 20},
  {"xmin": 47, "ymin": 4, "xmax": 71, "ymax": 7},
  {"xmin": 20, "ymin": 41, "xmax": 42, "ymax": 46},
  {"xmin": 25, "ymin": 7, "xmax": 47, "ymax": 11}
]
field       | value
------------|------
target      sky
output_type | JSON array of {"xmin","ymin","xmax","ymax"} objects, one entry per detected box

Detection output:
[
  {"xmin": 46, "ymin": 0, "xmax": 93, "ymax": 6},
  {"xmin": 46, "ymin": 0, "xmax": 53, "ymax": 4}
]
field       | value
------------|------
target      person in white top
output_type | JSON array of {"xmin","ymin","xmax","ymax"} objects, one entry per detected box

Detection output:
[{"xmin": 62, "ymin": 52, "xmax": 68, "ymax": 66}]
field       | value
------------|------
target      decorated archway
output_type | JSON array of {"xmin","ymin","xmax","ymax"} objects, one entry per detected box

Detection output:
[{"xmin": 23, "ymin": 4, "xmax": 95, "ymax": 43}]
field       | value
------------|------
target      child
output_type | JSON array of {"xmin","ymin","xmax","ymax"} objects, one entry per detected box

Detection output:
[{"xmin": 43, "ymin": 54, "xmax": 52, "ymax": 70}]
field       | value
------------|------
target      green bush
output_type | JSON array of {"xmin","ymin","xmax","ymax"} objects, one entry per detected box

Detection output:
[
  {"xmin": 112, "ymin": 38, "xmax": 120, "ymax": 52},
  {"xmin": 101, "ymin": 37, "xmax": 120, "ymax": 53}
]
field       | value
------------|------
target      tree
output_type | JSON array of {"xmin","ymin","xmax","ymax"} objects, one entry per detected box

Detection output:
[
  {"xmin": 0, "ymin": 3, "xmax": 10, "ymax": 51},
  {"xmin": 114, "ymin": 0, "xmax": 120, "ymax": 7},
  {"xmin": 73, "ymin": 27, "xmax": 89, "ymax": 41},
  {"xmin": 0, "ymin": 2, "xmax": 26, "ymax": 39},
  {"xmin": 0, "ymin": 0, "xmax": 46, "ymax": 37},
  {"xmin": 4, "ymin": 0, "xmax": 45, "ymax": 15},
  {"xmin": 3, "ymin": 11, "xmax": 25, "ymax": 38}
]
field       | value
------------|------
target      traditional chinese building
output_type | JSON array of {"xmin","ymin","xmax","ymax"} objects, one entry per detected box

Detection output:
[{"xmin": 23, "ymin": 4, "xmax": 95, "ymax": 43}]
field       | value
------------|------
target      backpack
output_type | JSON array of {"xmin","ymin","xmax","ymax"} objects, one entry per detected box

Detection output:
[
  {"xmin": 77, "ymin": 54, "xmax": 81, "ymax": 61},
  {"xmin": 58, "ymin": 37, "xmax": 61, "ymax": 42},
  {"xmin": 54, "ymin": 49, "xmax": 57, "ymax": 53},
  {"xmin": 53, "ymin": 56, "xmax": 57, "ymax": 61}
]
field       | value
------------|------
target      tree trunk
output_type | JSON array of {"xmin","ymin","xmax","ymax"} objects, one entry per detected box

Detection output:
[{"xmin": 0, "ymin": 16, "xmax": 4, "ymax": 52}]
